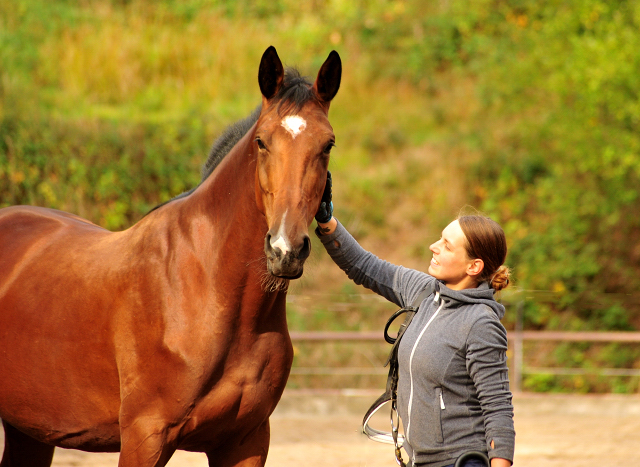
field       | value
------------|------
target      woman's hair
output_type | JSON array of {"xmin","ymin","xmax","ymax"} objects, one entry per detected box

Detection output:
[{"xmin": 457, "ymin": 215, "xmax": 511, "ymax": 291}]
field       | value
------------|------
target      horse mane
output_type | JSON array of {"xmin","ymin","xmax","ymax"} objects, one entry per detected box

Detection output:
[
  {"xmin": 200, "ymin": 105, "xmax": 262, "ymax": 181},
  {"xmin": 148, "ymin": 68, "xmax": 316, "ymax": 213}
]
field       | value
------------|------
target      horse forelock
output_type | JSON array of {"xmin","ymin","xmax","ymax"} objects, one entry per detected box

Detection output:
[{"xmin": 274, "ymin": 68, "xmax": 318, "ymax": 116}]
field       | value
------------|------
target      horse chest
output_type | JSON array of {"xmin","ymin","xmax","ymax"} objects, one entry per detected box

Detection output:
[
  {"xmin": 217, "ymin": 328, "xmax": 293, "ymax": 407},
  {"xmin": 177, "ymin": 329, "xmax": 293, "ymax": 450}
]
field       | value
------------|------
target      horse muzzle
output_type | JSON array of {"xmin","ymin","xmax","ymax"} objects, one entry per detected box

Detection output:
[{"xmin": 264, "ymin": 233, "xmax": 311, "ymax": 279}]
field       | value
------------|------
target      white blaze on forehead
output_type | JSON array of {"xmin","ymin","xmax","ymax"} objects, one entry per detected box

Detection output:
[
  {"xmin": 281, "ymin": 116, "xmax": 307, "ymax": 139},
  {"xmin": 270, "ymin": 211, "xmax": 291, "ymax": 255}
]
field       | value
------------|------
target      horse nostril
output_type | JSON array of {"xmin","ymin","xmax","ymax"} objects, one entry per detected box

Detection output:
[
  {"xmin": 299, "ymin": 236, "xmax": 311, "ymax": 260},
  {"xmin": 264, "ymin": 234, "xmax": 276, "ymax": 259}
]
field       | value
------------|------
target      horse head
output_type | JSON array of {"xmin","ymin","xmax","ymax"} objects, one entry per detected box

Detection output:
[{"xmin": 255, "ymin": 46, "xmax": 341, "ymax": 280}]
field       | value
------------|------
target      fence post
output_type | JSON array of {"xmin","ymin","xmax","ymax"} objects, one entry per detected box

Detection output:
[{"xmin": 513, "ymin": 301, "xmax": 524, "ymax": 393}]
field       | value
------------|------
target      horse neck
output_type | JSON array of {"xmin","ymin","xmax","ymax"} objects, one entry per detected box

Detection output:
[
  {"xmin": 128, "ymin": 124, "xmax": 287, "ymax": 332},
  {"xmin": 172, "ymin": 126, "xmax": 284, "ymax": 302},
  {"xmin": 189, "ymin": 127, "xmax": 269, "ymax": 271}
]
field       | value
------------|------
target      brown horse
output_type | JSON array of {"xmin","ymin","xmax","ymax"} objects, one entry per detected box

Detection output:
[{"xmin": 0, "ymin": 46, "xmax": 341, "ymax": 467}]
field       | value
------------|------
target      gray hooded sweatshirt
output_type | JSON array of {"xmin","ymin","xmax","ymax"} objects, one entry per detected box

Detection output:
[{"xmin": 317, "ymin": 220, "xmax": 515, "ymax": 466}]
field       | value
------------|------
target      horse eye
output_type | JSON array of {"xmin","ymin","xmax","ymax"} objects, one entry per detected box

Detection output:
[
  {"xmin": 255, "ymin": 138, "xmax": 267, "ymax": 150},
  {"xmin": 323, "ymin": 142, "xmax": 335, "ymax": 155}
]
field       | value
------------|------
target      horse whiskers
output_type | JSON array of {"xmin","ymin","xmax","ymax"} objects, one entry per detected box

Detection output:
[
  {"xmin": 261, "ymin": 273, "xmax": 290, "ymax": 293},
  {"xmin": 246, "ymin": 256, "xmax": 290, "ymax": 293}
]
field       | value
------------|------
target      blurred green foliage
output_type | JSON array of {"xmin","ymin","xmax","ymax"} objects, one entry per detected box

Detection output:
[
  {"xmin": 466, "ymin": 1, "xmax": 640, "ymax": 329},
  {"xmin": 2, "ymin": 0, "xmax": 640, "ymax": 391}
]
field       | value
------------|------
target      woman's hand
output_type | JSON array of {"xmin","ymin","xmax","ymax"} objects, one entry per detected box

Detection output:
[{"xmin": 316, "ymin": 171, "xmax": 337, "ymax": 235}]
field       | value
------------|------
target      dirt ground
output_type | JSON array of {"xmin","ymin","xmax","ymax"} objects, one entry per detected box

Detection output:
[{"xmin": 2, "ymin": 391, "xmax": 639, "ymax": 467}]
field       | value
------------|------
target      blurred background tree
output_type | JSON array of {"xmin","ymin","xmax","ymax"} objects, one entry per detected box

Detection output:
[{"xmin": 2, "ymin": 0, "xmax": 640, "ymax": 390}]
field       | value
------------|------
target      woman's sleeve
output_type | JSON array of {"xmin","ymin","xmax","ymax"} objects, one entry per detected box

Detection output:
[
  {"xmin": 465, "ymin": 311, "xmax": 516, "ymax": 464},
  {"xmin": 315, "ymin": 218, "xmax": 434, "ymax": 308}
]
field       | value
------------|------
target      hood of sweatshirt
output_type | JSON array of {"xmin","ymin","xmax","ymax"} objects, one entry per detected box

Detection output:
[{"xmin": 433, "ymin": 280, "xmax": 505, "ymax": 320}]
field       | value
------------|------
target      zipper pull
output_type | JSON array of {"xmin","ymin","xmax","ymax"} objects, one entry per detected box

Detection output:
[{"xmin": 439, "ymin": 392, "xmax": 446, "ymax": 410}]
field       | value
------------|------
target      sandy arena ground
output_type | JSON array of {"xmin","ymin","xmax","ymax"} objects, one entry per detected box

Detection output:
[{"xmin": 2, "ymin": 391, "xmax": 639, "ymax": 466}]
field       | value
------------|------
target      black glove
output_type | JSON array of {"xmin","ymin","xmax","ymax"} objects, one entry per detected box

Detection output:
[{"xmin": 315, "ymin": 171, "xmax": 333, "ymax": 223}]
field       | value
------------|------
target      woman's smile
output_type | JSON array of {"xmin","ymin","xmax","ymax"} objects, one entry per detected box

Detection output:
[{"xmin": 427, "ymin": 220, "xmax": 484, "ymax": 290}]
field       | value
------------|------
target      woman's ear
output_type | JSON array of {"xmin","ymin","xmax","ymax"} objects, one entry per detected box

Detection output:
[{"xmin": 467, "ymin": 258, "xmax": 484, "ymax": 277}]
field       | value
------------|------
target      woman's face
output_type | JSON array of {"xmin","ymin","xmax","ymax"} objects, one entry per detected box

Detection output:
[{"xmin": 428, "ymin": 220, "xmax": 480, "ymax": 290}]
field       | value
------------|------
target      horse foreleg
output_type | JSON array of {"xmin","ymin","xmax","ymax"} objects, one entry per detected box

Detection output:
[
  {"xmin": 117, "ymin": 416, "xmax": 177, "ymax": 467},
  {"xmin": 206, "ymin": 420, "xmax": 270, "ymax": 467},
  {"xmin": 0, "ymin": 421, "xmax": 55, "ymax": 467}
]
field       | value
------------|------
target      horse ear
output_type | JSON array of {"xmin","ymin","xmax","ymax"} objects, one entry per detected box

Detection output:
[
  {"xmin": 258, "ymin": 46, "xmax": 284, "ymax": 100},
  {"xmin": 313, "ymin": 50, "xmax": 342, "ymax": 104}
]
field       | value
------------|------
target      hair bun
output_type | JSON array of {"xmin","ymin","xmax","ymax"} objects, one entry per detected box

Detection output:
[{"xmin": 491, "ymin": 265, "xmax": 511, "ymax": 292}]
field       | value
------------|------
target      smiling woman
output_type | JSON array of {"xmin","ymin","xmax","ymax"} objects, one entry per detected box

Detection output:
[
  {"xmin": 315, "ymin": 179, "xmax": 514, "ymax": 467},
  {"xmin": 457, "ymin": 215, "xmax": 510, "ymax": 290},
  {"xmin": 428, "ymin": 216, "xmax": 510, "ymax": 292}
]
